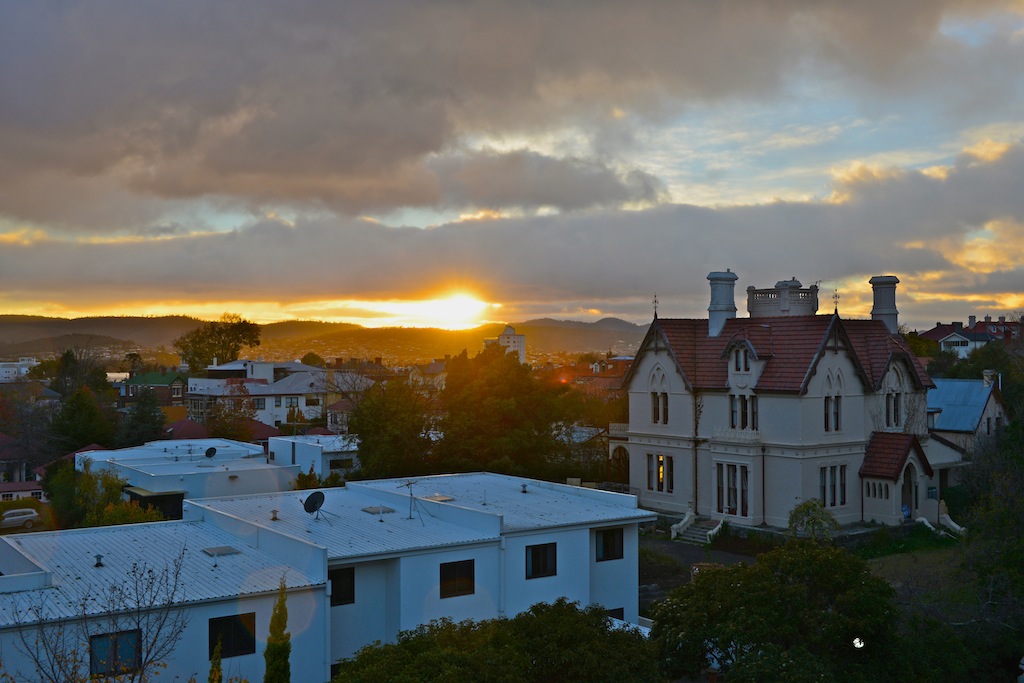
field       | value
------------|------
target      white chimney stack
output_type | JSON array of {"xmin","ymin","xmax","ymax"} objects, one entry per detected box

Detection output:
[
  {"xmin": 869, "ymin": 275, "xmax": 900, "ymax": 334},
  {"xmin": 708, "ymin": 270, "xmax": 739, "ymax": 337}
]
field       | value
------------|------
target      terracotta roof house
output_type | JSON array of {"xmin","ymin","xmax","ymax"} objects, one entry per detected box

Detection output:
[{"xmin": 622, "ymin": 272, "xmax": 961, "ymax": 527}]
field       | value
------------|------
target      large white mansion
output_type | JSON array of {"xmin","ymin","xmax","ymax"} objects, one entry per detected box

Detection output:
[{"xmin": 621, "ymin": 272, "xmax": 962, "ymax": 528}]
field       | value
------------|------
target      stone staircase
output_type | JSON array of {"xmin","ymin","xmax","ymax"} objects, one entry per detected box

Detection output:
[{"xmin": 675, "ymin": 518, "xmax": 719, "ymax": 546}]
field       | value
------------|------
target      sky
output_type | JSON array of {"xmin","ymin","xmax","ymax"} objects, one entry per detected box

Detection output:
[{"xmin": 1, "ymin": 1, "xmax": 1024, "ymax": 330}]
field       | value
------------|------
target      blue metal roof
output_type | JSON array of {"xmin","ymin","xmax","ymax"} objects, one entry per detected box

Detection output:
[{"xmin": 928, "ymin": 378, "xmax": 994, "ymax": 433}]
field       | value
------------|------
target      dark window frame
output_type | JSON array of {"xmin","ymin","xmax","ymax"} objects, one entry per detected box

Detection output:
[
  {"xmin": 330, "ymin": 566, "xmax": 355, "ymax": 606},
  {"xmin": 209, "ymin": 613, "xmax": 257, "ymax": 659},
  {"xmin": 440, "ymin": 559, "xmax": 475, "ymax": 598},
  {"xmin": 596, "ymin": 528, "xmax": 624, "ymax": 562},
  {"xmin": 525, "ymin": 543, "xmax": 557, "ymax": 579},
  {"xmin": 90, "ymin": 629, "xmax": 141, "ymax": 677}
]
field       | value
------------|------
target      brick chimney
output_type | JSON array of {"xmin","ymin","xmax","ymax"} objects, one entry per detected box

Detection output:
[
  {"xmin": 869, "ymin": 275, "xmax": 900, "ymax": 334},
  {"xmin": 708, "ymin": 270, "xmax": 739, "ymax": 337}
]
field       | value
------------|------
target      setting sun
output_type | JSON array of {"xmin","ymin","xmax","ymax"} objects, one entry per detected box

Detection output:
[{"xmin": 362, "ymin": 294, "xmax": 496, "ymax": 329}]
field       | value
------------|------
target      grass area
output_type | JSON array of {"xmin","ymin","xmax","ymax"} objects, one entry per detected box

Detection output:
[
  {"xmin": 708, "ymin": 523, "xmax": 783, "ymax": 555},
  {"xmin": 854, "ymin": 524, "xmax": 959, "ymax": 560}
]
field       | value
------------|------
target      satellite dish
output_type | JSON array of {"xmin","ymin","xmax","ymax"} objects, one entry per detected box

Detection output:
[
  {"xmin": 205, "ymin": 447, "xmax": 217, "ymax": 459},
  {"xmin": 303, "ymin": 491, "xmax": 325, "ymax": 515}
]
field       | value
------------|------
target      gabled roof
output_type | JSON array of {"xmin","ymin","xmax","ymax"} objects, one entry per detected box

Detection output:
[
  {"xmin": 126, "ymin": 371, "xmax": 187, "ymax": 386},
  {"xmin": 165, "ymin": 418, "xmax": 210, "ymax": 439},
  {"xmin": 939, "ymin": 330, "xmax": 996, "ymax": 343},
  {"xmin": 928, "ymin": 378, "xmax": 999, "ymax": 433},
  {"xmin": 860, "ymin": 432, "xmax": 933, "ymax": 480},
  {"xmin": 247, "ymin": 419, "xmax": 280, "ymax": 440},
  {"xmin": 626, "ymin": 314, "xmax": 932, "ymax": 395}
]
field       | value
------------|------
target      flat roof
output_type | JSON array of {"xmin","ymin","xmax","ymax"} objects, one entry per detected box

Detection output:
[
  {"xmin": 353, "ymin": 473, "xmax": 656, "ymax": 533},
  {"xmin": 0, "ymin": 521, "xmax": 321, "ymax": 626},
  {"xmin": 188, "ymin": 487, "xmax": 501, "ymax": 562}
]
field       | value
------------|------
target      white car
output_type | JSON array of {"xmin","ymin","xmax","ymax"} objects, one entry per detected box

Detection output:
[{"xmin": 0, "ymin": 508, "xmax": 40, "ymax": 529}]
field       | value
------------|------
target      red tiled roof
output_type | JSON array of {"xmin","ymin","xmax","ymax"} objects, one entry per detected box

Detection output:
[
  {"xmin": 247, "ymin": 419, "xmax": 280, "ymax": 440},
  {"xmin": 327, "ymin": 397, "xmax": 356, "ymax": 413},
  {"xmin": 0, "ymin": 481, "xmax": 41, "ymax": 493},
  {"xmin": 635, "ymin": 314, "xmax": 932, "ymax": 395},
  {"xmin": 304, "ymin": 426, "xmax": 334, "ymax": 436},
  {"xmin": 165, "ymin": 419, "xmax": 210, "ymax": 439},
  {"xmin": 860, "ymin": 432, "xmax": 933, "ymax": 480}
]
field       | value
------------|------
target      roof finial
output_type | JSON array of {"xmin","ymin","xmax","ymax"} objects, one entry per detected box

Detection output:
[
  {"xmin": 652, "ymin": 292, "xmax": 659, "ymax": 319},
  {"xmin": 833, "ymin": 289, "xmax": 840, "ymax": 313}
]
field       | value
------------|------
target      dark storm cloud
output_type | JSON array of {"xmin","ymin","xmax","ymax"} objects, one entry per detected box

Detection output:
[
  {"xmin": 2, "ymin": 140, "xmax": 1023, "ymax": 329},
  {"xmin": 0, "ymin": 0, "xmax": 1018, "ymax": 228}
]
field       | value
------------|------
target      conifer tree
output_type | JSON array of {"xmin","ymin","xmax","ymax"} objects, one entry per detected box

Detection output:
[
  {"xmin": 263, "ymin": 578, "xmax": 290, "ymax": 683},
  {"xmin": 209, "ymin": 636, "xmax": 223, "ymax": 683}
]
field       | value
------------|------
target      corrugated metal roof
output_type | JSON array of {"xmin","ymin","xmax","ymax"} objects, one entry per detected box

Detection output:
[
  {"xmin": 354, "ymin": 473, "xmax": 657, "ymax": 533},
  {"xmin": 190, "ymin": 488, "xmax": 500, "ymax": 561},
  {"xmin": 928, "ymin": 379, "xmax": 994, "ymax": 433},
  {"xmin": 0, "ymin": 521, "xmax": 321, "ymax": 627}
]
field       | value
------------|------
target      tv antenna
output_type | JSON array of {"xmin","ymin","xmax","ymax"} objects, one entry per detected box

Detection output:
[
  {"xmin": 397, "ymin": 481, "xmax": 427, "ymax": 525},
  {"xmin": 302, "ymin": 490, "xmax": 336, "ymax": 525}
]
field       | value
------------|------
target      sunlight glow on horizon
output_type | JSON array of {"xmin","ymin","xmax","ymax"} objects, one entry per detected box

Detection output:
[{"xmin": 0, "ymin": 293, "xmax": 502, "ymax": 329}]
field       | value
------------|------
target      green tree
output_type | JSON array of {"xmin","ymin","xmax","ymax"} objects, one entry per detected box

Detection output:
[
  {"xmin": 349, "ymin": 379, "xmax": 432, "ymax": 478},
  {"xmin": 205, "ymin": 384, "xmax": 256, "ymax": 442},
  {"xmin": 50, "ymin": 387, "xmax": 115, "ymax": 453},
  {"xmin": 438, "ymin": 346, "xmax": 569, "ymax": 475},
  {"xmin": 334, "ymin": 599, "xmax": 659, "ymax": 683},
  {"xmin": 116, "ymin": 387, "xmax": 167, "ymax": 447},
  {"xmin": 263, "ymin": 578, "xmax": 291, "ymax": 683},
  {"xmin": 31, "ymin": 348, "xmax": 112, "ymax": 399},
  {"xmin": 173, "ymin": 313, "xmax": 260, "ymax": 374},
  {"xmin": 300, "ymin": 352, "xmax": 326, "ymax": 368},
  {"xmin": 42, "ymin": 459, "xmax": 161, "ymax": 528},
  {"xmin": 209, "ymin": 636, "xmax": 223, "ymax": 683},
  {"xmin": 82, "ymin": 499, "xmax": 163, "ymax": 527},
  {"xmin": 787, "ymin": 499, "xmax": 840, "ymax": 543},
  {"xmin": 652, "ymin": 543, "xmax": 901, "ymax": 682}
]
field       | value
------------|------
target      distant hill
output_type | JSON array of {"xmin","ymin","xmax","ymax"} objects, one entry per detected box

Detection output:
[{"xmin": 0, "ymin": 315, "xmax": 647, "ymax": 364}]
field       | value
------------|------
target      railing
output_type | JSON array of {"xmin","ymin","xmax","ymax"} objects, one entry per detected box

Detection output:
[
  {"xmin": 707, "ymin": 519, "xmax": 726, "ymax": 543},
  {"xmin": 714, "ymin": 427, "xmax": 761, "ymax": 443},
  {"xmin": 608, "ymin": 422, "xmax": 629, "ymax": 436}
]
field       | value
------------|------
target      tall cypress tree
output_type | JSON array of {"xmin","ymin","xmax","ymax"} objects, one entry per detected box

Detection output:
[{"xmin": 263, "ymin": 578, "xmax": 290, "ymax": 683}]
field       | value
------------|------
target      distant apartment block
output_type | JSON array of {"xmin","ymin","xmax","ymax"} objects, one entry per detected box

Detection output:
[
  {"xmin": 0, "ymin": 358, "xmax": 39, "ymax": 383},
  {"xmin": 484, "ymin": 325, "xmax": 526, "ymax": 363}
]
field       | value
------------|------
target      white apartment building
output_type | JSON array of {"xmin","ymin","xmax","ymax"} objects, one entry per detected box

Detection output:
[{"xmin": 484, "ymin": 325, "xmax": 527, "ymax": 363}]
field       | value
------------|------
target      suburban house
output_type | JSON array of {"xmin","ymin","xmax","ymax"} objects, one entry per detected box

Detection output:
[
  {"xmin": 0, "ymin": 358, "xmax": 39, "ymax": 383},
  {"xmin": 0, "ymin": 519, "xmax": 328, "ymax": 682},
  {"xmin": 919, "ymin": 314, "xmax": 1022, "ymax": 359},
  {"xmin": 622, "ymin": 271, "xmax": 963, "ymax": 528},
  {"xmin": 186, "ymin": 472, "xmax": 655, "ymax": 669},
  {"xmin": 123, "ymin": 369, "xmax": 188, "ymax": 407},
  {"xmin": 186, "ymin": 360, "xmax": 372, "ymax": 428},
  {"xmin": 928, "ymin": 375, "xmax": 1008, "ymax": 455},
  {"xmin": 268, "ymin": 434, "xmax": 360, "ymax": 479}
]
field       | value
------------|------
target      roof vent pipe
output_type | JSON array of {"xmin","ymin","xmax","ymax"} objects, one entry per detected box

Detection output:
[{"xmin": 94, "ymin": 554, "xmax": 104, "ymax": 568}]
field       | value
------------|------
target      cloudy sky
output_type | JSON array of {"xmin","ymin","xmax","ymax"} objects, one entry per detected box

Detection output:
[{"xmin": 2, "ymin": 1, "xmax": 1023, "ymax": 330}]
